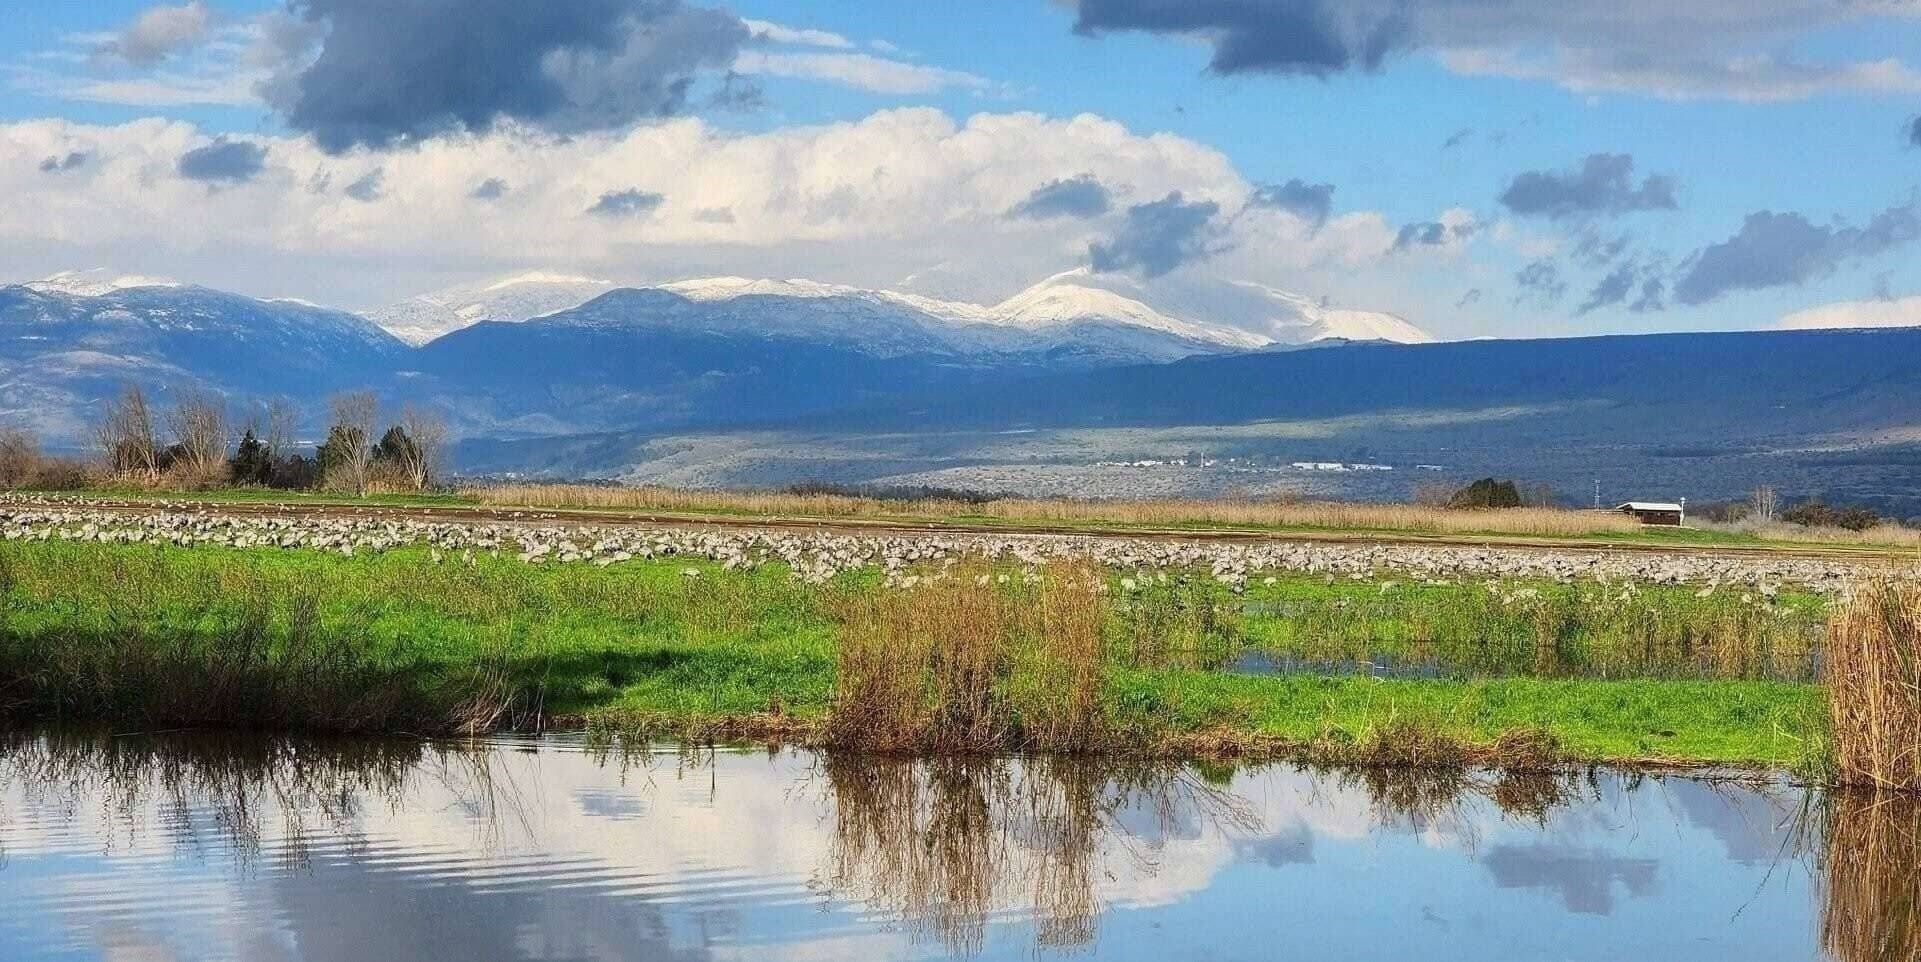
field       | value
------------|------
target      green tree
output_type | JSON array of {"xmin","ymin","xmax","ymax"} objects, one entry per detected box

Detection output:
[
  {"xmin": 1449, "ymin": 477, "xmax": 1524, "ymax": 509},
  {"xmin": 228, "ymin": 429, "xmax": 271, "ymax": 485}
]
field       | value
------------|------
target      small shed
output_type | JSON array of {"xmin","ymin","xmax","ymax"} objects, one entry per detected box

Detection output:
[{"xmin": 1616, "ymin": 500, "xmax": 1685, "ymax": 526}]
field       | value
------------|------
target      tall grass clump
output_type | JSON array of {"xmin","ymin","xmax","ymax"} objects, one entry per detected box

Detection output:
[
  {"xmin": 827, "ymin": 561, "xmax": 1108, "ymax": 754},
  {"xmin": 1826, "ymin": 577, "xmax": 1921, "ymax": 791}
]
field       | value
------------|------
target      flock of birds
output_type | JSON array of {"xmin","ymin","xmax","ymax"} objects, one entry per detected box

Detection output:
[{"xmin": 0, "ymin": 494, "xmax": 1884, "ymax": 593}]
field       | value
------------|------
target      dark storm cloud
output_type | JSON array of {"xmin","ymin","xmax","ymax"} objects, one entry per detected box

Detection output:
[
  {"xmin": 1672, "ymin": 202, "xmax": 1921, "ymax": 305},
  {"xmin": 1071, "ymin": 0, "xmax": 1412, "ymax": 76},
  {"xmin": 37, "ymin": 151, "xmax": 89, "ymax": 173},
  {"xmin": 344, "ymin": 168, "xmax": 384, "ymax": 202},
  {"xmin": 1570, "ymin": 229, "xmax": 1631, "ymax": 267},
  {"xmin": 1088, "ymin": 191, "xmax": 1221, "ymax": 277},
  {"xmin": 177, "ymin": 138, "xmax": 266, "ymax": 183},
  {"xmin": 1248, "ymin": 178, "xmax": 1335, "ymax": 228},
  {"xmin": 263, "ymin": 0, "xmax": 750, "ymax": 153},
  {"xmin": 471, "ymin": 177, "xmax": 509, "ymax": 200},
  {"xmin": 1499, "ymin": 153, "xmax": 1677, "ymax": 219},
  {"xmin": 1513, "ymin": 260, "xmax": 1566, "ymax": 306},
  {"xmin": 587, "ymin": 188, "xmax": 665, "ymax": 217},
  {"xmin": 1009, "ymin": 174, "xmax": 1113, "ymax": 220}
]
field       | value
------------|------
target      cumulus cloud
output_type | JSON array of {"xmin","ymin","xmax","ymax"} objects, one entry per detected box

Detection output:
[
  {"xmin": 1009, "ymin": 174, "xmax": 1112, "ymax": 220},
  {"xmin": 1072, "ymin": 0, "xmax": 1411, "ymax": 76},
  {"xmin": 0, "ymin": 110, "xmax": 1402, "ymax": 313},
  {"xmin": 471, "ymin": 177, "xmax": 509, "ymax": 200},
  {"xmin": 262, "ymin": 0, "xmax": 749, "ymax": 153},
  {"xmin": 1065, "ymin": 0, "xmax": 1921, "ymax": 101},
  {"xmin": 38, "ymin": 151, "xmax": 89, "ymax": 173},
  {"xmin": 587, "ymin": 188, "xmax": 665, "ymax": 218},
  {"xmin": 1089, "ymin": 192, "xmax": 1223, "ymax": 277},
  {"xmin": 176, "ymin": 138, "xmax": 265, "ymax": 184},
  {"xmin": 96, "ymin": 1, "xmax": 215, "ymax": 67},
  {"xmin": 1673, "ymin": 202, "xmax": 1921, "ymax": 305},
  {"xmin": 1499, "ymin": 154, "xmax": 1676, "ymax": 219},
  {"xmin": 1248, "ymin": 179, "xmax": 1334, "ymax": 229}
]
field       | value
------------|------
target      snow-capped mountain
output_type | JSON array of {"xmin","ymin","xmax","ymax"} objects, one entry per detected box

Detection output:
[
  {"xmin": 367, "ymin": 269, "xmax": 1431, "ymax": 356},
  {"xmin": 366, "ymin": 271, "xmax": 617, "ymax": 346},
  {"xmin": 0, "ymin": 278, "xmax": 407, "ymax": 438},
  {"xmin": 23, "ymin": 268, "xmax": 182, "ymax": 298}
]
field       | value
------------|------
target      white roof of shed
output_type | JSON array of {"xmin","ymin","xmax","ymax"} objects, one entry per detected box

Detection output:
[{"xmin": 1616, "ymin": 502, "xmax": 1683, "ymax": 512}]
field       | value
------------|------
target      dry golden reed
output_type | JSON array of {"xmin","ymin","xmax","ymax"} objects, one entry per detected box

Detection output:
[
  {"xmin": 826, "ymin": 560, "xmax": 1107, "ymax": 754},
  {"xmin": 1826, "ymin": 577, "xmax": 1921, "ymax": 791}
]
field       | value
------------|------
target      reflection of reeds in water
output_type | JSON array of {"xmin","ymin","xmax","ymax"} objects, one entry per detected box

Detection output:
[
  {"xmin": 1827, "ymin": 578, "xmax": 1921, "ymax": 791},
  {"xmin": 1819, "ymin": 790, "xmax": 1921, "ymax": 962},
  {"xmin": 0, "ymin": 729, "xmax": 425, "ymax": 867},
  {"xmin": 821, "ymin": 754, "xmax": 1256, "ymax": 954}
]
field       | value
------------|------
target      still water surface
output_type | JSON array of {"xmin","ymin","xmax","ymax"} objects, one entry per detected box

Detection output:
[{"xmin": 0, "ymin": 729, "xmax": 1909, "ymax": 961}]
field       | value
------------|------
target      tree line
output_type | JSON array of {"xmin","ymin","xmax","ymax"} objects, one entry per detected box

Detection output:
[{"xmin": 48, "ymin": 385, "xmax": 447, "ymax": 494}]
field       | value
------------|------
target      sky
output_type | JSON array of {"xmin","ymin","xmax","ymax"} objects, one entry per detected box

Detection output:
[{"xmin": 3, "ymin": 0, "xmax": 1921, "ymax": 341}]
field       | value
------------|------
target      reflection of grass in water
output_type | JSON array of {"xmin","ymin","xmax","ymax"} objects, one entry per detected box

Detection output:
[{"xmin": 1819, "ymin": 790, "xmax": 1921, "ymax": 962}]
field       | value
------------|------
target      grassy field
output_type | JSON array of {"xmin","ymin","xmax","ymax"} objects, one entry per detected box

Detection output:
[{"xmin": 0, "ymin": 538, "xmax": 1831, "ymax": 769}]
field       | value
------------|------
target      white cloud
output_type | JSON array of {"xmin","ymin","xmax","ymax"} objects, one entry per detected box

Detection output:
[
  {"xmin": 96, "ymin": 1, "xmax": 214, "ymax": 66},
  {"xmin": 733, "ymin": 50, "xmax": 991, "ymax": 95},
  {"xmin": 1777, "ymin": 294, "xmax": 1921, "ymax": 330},
  {"xmin": 742, "ymin": 18, "xmax": 854, "ymax": 49},
  {"xmin": 1441, "ymin": 48, "xmax": 1921, "ymax": 102}
]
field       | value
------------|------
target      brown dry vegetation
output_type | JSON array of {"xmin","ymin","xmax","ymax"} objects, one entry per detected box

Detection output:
[
  {"xmin": 1827, "ymin": 578, "xmax": 1921, "ymax": 791},
  {"xmin": 470, "ymin": 483, "xmax": 1652, "ymax": 538},
  {"xmin": 827, "ymin": 561, "xmax": 1108, "ymax": 754},
  {"xmin": 1820, "ymin": 789, "xmax": 1921, "ymax": 962}
]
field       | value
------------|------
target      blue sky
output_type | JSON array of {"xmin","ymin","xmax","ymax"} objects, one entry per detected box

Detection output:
[{"xmin": 4, "ymin": 1, "xmax": 1920, "ymax": 340}]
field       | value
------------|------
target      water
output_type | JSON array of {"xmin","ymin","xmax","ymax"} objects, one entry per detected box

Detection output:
[{"xmin": 0, "ymin": 729, "xmax": 1908, "ymax": 961}]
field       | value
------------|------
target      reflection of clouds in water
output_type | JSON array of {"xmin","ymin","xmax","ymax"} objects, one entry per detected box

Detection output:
[
  {"xmin": 1664, "ymin": 779, "xmax": 1798, "ymax": 866},
  {"xmin": 0, "ymin": 733, "xmax": 1842, "ymax": 962},
  {"xmin": 1481, "ymin": 843, "xmax": 1660, "ymax": 915},
  {"xmin": 1236, "ymin": 824, "xmax": 1315, "ymax": 867}
]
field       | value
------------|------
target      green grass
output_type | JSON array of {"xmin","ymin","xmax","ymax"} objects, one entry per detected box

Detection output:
[{"xmin": 0, "ymin": 539, "xmax": 1829, "ymax": 768}]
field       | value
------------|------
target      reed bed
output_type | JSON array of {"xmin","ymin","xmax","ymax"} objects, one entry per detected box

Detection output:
[
  {"xmin": 827, "ymin": 561, "xmax": 1108, "ymax": 753},
  {"xmin": 470, "ymin": 483, "xmax": 1650, "ymax": 538},
  {"xmin": 1826, "ymin": 578, "xmax": 1921, "ymax": 791}
]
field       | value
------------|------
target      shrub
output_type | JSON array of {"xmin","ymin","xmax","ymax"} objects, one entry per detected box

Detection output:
[{"xmin": 1449, "ymin": 478, "xmax": 1523, "ymax": 509}]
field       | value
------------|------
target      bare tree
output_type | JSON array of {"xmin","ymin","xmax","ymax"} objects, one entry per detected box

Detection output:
[
  {"xmin": 1749, "ymin": 485, "xmax": 1779, "ymax": 523},
  {"xmin": 323, "ymin": 391, "xmax": 377, "ymax": 497},
  {"xmin": 0, "ymin": 427, "xmax": 39, "ymax": 488},
  {"xmin": 395, "ymin": 404, "xmax": 448, "ymax": 491},
  {"xmin": 264, "ymin": 396, "xmax": 297, "ymax": 462},
  {"xmin": 94, "ymin": 384, "xmax": 157, "ymax": 478},
  {"xmin": 165, "ymin": 386, "xmax": 229, "ymax": 478}
]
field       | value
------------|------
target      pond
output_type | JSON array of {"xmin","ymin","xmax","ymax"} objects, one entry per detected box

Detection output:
[{"xmin": 0, "ymin": 729, "xmax": 1911, "ymax": 961}]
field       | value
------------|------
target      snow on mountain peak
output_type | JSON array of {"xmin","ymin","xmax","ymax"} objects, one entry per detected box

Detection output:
[
  {"xmin": 364, "ymin": 266, "xmax": 1430, "ymax": 353},
  {"xmin": 23, "ymin": 269, "xmax": 182, "ymax": 297}
]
